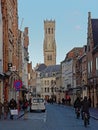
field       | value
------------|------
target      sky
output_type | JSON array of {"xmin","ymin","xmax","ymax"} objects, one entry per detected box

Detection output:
[{"xmin": 18, "ymin": 0, "xmax": 98, "ymax": 68}]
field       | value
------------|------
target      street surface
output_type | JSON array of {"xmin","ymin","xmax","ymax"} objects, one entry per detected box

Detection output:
[{"xmin": 0, "ymin": 104, "xmax": 98, "ymax": 130}]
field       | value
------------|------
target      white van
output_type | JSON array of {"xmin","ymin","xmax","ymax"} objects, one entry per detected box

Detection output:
[{"xmin": 30, "ymin": 97, "xmax": 46, "ymax": 112}]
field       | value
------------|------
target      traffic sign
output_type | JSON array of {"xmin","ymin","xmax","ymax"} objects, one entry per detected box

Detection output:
[{"xmin": 14, "ymin": 80, "xmax": 22, "ymax": 91}]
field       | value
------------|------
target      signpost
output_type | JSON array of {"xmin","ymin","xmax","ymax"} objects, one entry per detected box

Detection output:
[
  {"xmin": 14, "ymin": 80, "xmax": 22, "ymax": 91},
  {"xmin": 14, "ymin": 80, "xmax": 22, "ymax": 114}
]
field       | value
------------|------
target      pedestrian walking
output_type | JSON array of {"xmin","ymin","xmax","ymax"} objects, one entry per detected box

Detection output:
[
  {"xmin": 3, "ymin": 99, "xmax": 9, "ymax": 119},
  {"xmin": 0, "ymin": 101, "xmax": 3, "ymax": 119},
  {"xmin": 73, "ymin": 97, "xmax": 81, "ymax": 118},
  {"xmin": 23, "ymin": 98, "xmax": 28, "ymax": 119},
  {"xmin": 88, "ymin": 96, "xmax": 91, "ymax": 107},
  {"xmin": 81, "ymin": 96, "xmax": 90, "ymax": 125},
  {"xmin": 62, "ymin": 98, "xmax": 65, "ymax": 105},
  {"xmin": 74, "ymin": 97, "xmax": 81, "ymax": 110},
  {"xmin": 9, "ymin": 98, "xmax": 17, "ymax": 120}
]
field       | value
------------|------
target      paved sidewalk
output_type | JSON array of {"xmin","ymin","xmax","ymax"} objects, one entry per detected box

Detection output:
[
  {"xmin": 90, "ymin": 107, "xmax": 98, "ymax": 120},
  {"xmin": 17, "ymin": 108, "xmax": 30, "ymax": 119},
  {"xmin": 17, "ymin": 110, "xmax": 24, "ymax": 119}
]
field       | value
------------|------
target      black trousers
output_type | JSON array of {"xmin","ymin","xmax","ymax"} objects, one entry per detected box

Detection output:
[{"xmin": 10, "ymin": 114, "xmax": 14, "ymax": 119}]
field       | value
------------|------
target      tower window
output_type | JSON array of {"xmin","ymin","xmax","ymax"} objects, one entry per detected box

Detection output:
[
  {"xmin": 47, "ymin": 55, "xmax": 52, "ymax": 60},
  {"xmin": 48, "ymin": 28, "xmax": 50, "ymax": 34},
  {"xmin": 50, "ymin": 55, "xmax": 52, "ymax": 60},
  {"xmin": 47, "ymin": 55, "xmax": 49, "ymax": 60},
  {"xmin": 52, "ymin": 28, "xmax": 53, "ymax": 34}
]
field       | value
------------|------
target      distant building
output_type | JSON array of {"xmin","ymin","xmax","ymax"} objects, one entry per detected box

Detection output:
[
  {"xmin": 43, "ymin": 20, "xmax": 56, "ymax": 66},
  {"xmin": 35, "ymin": 63, "xmax": 47, "ymax": 96},
  {"xmin": 61, "ymin": 47, "xmax": 83, "ymax": 104},
  {"xmin": 40, "ymin": 65, "xmax": 61, "ymax": 101},
  {"xmin": 87, "ymin": 12, "xmax": 98, "ymax": 107}
]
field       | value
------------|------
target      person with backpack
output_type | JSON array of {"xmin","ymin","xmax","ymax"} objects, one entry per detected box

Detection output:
[{"xmin": 74, "ymin": 97, "xmax": 81, "ymax": 118}]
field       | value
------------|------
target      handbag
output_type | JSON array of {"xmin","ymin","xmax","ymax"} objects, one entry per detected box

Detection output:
[{"xmin": 10, "ymin": 109, "xmax": 18, "ymax": 115}]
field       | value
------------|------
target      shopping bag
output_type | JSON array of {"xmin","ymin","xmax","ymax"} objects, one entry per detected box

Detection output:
[{"xmin": 10, "ymin": 109, "xmax": 18, "ymax": 115}]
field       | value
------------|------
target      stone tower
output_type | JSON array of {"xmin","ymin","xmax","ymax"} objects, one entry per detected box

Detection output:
[{"xmin": 43, "ymin": 20, "xmax": 56, "ymax": 66}]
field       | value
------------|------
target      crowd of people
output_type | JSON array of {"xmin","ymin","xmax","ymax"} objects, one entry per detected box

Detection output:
[{"xmin": 0, "ymin": 97, "xmax": 29, "ymax": 120}]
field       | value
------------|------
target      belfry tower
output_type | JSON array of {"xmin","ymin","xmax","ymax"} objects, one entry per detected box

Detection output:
[{"xmin": 43, "ymin": 20, "xmax": 56, "ymax": 66}]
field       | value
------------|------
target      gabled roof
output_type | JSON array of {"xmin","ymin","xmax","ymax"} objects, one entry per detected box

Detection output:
[
  {"xmin": 91, "ymin": 19, "xmax": 98, "ymax": 47},
  {"xmin": 42, "ymin": 65, "xmax": 61, "ymax": 73},
  {"xmin": 35, "ymin": 63, "xmax": 47, "ymax": 71},
  {"xmin": 41, "ymin": 64, "xmax": 61, "ymax": 77}
]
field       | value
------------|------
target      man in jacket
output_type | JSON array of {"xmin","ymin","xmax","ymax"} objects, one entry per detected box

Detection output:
[
  {"xmin": 9, "ymin": 98, "xmax": 17, "ymax": 120},
  {"xmin": 81, "ymin": 96, "xmax": 90, "ymax": 124}
]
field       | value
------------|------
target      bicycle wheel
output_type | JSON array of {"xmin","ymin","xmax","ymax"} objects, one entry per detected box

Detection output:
[{"xmin": 84, "ymin": 113, "xmax": 88, "ymax": 127}]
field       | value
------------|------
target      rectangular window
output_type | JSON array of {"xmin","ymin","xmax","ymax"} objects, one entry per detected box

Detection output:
[
  {"xmin": 96, "ymin": 57, "xmax": 98, "ymax": 70},
  {"xmin": 45, "ymin": 88, "xmax": 46, "ymax": 92},
  {"xmin": 48, "ymin": 87, "xmax": 49, "ymax": 92},
  {"xmin": 48, "ymin": 28, "xmax": 50, "ymax": 34},
  {"xmin": 91, "ymin": 61, "xmax": 92, "ymax": 72},
  {"xmin": 88, "ymin": 62, "xmax": 90, "ymax": 74},
  {"xmin": 88, "ymin": 60, "xmax": 92, "ymax": 74}
]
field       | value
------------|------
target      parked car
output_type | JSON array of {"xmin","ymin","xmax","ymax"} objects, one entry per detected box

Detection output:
[{"xmin": 30, "ymin": 97, "xmax": 46, "ymax": 112}]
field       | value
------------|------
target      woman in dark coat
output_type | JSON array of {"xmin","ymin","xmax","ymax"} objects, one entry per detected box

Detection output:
[
  {"xmin": 74, "ymin": 97, "xmax": 81, "ymax": 109},
  {"xmin": 81, "ymin": 96, "xmax": 90, "ymax": 121},
  {"xmin": 9, "ymin": 98, "xmax": 17, "ymax": 120},
  {"xmin": 81, "ymin": 96, "xmax": 90, "ymax": 114}
]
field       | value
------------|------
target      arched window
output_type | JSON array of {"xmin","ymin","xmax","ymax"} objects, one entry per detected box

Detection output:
[
  {"xmin": 48, "ymin": 28, "xmax": 50, "ymax": 34},
  {"xmin": 52, "ymin": 28, "xmax": 53, "ymax": 34}
]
